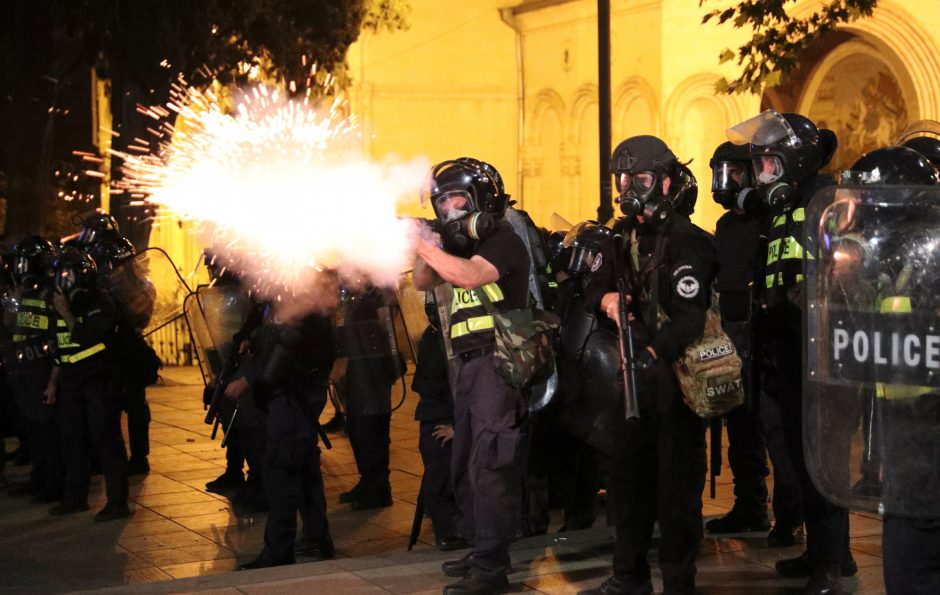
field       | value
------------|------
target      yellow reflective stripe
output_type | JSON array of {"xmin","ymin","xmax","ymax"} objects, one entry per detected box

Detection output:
[
  {"xmin": 880, "ymin": 296, "xmax": 912, "ymax": 314},
  {"xmin": 548, "ymin": 281, "xmax": 559, "ymax": 288},
  {"xmin": 12, "ymin": 334, "xmax": 27, "ymax": 342},
  {"xmin": 772, "ymin": 208, "xmax": 805, "ymax": 227},
  {"xmin": 21, "ymin": 298, "xmax": 47, "ymax": 308},
  {"xmin": 451, "ymin": 283, "xmax": 504, "ymax": 314},
  {"xmin": 450, "ymin": 315, "xmax": 495, "ymax": 339},
  {"xmin": 57, "ymin": 343, "xmax": 106, "ymax": 364},
  {"xmin": 57, "ymin": 319, "xmax": 68, "ymax": 328},
  {"xmin": 765, "ymin": 272, "xmax": 803, "ymax": 288},
  {"xmin": 57, "ymin": 332, "xmax": 79, "ymax": 348},
  {"xmin": 767, "ymin": 236, "xmax": 813, "ymax": 265},
  {"xmin": 15, "ymin": 311, "xmax": 49, "ymax": 330}
]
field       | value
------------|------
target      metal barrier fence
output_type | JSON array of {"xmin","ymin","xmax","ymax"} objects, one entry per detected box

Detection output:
[{"xmin": 145, "ymin": 315, "xmax": 195, "ymax": 367}]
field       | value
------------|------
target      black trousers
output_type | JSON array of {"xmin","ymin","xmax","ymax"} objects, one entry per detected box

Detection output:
[
  {"xmin": 883, "ymin": 517, "xmax": 940, "ymax": 594},
  {"xmin": 12, "ymin": 368, "xmax": 62, "ymax": 494},
  {"xmin": 123, "ymin": 384, "xmax": 150, "ymax": 460},
  {"xmin": 765, "ymin": 334, "xmax": 852, "ymax": 569},
  {"xmin": 419, "ymin": 419, "xmax": 460, "ymax": 541},
  {"xmin": 607, "ymin": 363, "xmax": 706, "ymax": 595},
  {"xmin": 262, "ymin": 385, "xmax": 330, "ymax": 562},
  {"xmin": 452, "ymin": 355, "xmax": 525, "ymax": 581},
  {"xmin": 346, "ymin": 413, "xmax": 391, "ymax": 493},
  {"xmin": 54, "ymin": 364, "xmax": 128, "ymax": 507}
]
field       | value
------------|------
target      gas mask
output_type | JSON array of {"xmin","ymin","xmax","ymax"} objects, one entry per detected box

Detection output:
[
  {"xmin": 752, "ymin": 155, "xmax": 797, "ymax": 211},
  {"xmin": 432, "ymin": 190, "xmax": 499, "ymax": 255},
  {"xmin": 615, "ymin": 170, "xmax": 671, "ymax": 226},
  {"xmin": 711, "ymin": 160, "xmax": 759, "ymax": 213}
]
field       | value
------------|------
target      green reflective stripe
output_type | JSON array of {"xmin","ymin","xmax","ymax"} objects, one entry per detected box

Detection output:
[
  {"xmin": 15, "ymin": 311, "xmax": 49, "ymax": 330},
  {"xmin": 548, "ymin": 281, "xmax": 559, "ymax": 288},
  {"xmin": 57, "ymin": 343, "xmax": 106, "ymax": 364},
  {"xmin": 12, "ymin": 334, "xmax": 27, "ymax": 342},
  {"xmin": 450, "ymin": 315, "xmax": 494, "ymax": 339},
  {"xmin": 57, "ymin": 319, "xmax": 68, "ymax": 328},
  {"xmin": 21, "ymin": 298, "xmax": 47, "ymax": 308},
  {"xmin": 451, "ymin": 283, "xmax": 504, "ymax": 314},
  {"xmin": 772, "ymin": 208, "xmax": 805, "ymax": 227}
]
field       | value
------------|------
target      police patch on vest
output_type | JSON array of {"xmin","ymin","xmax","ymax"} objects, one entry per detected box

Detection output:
[
  {"xmin": 699, "ymin": 341, "xmax": 733, "ymax": 362},
  {"xmin": 590, "ymin": 252, "xmax": 603, "ymax": 272},
  {"xmin": 676, "ymin": 275, "xmax": 699, "ymax": 298}
]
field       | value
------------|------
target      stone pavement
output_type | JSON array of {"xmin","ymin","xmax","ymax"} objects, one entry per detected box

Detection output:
[{"xmin": 0, "ymin": 366, "xmax": 886, "ymax": 593}]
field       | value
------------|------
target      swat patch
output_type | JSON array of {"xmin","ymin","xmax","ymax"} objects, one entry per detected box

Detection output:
[
  {"xmin": 676, "ymin": 275, "xmax": 700, "ymax": 298},
  {"xmin": 590, "ymin": 252, "xmax": 603, "ymax": 272}
]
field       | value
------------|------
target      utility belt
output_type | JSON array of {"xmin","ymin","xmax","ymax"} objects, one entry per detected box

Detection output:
[{"xmin": 457, "ymin": 344, "xmax": 495, "ymax": 363}]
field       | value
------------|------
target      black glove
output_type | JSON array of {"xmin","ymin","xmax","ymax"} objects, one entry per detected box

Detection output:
[{"xmin": 635, "ymin": 349, "xmax": 656, "ymax": 372}]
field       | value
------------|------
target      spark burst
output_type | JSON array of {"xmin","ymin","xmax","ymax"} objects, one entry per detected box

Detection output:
[{"xmin": 114, "ymin": 76, "xmax": 428, "ymax": 309}]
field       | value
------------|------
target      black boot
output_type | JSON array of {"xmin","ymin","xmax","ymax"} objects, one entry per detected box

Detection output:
[
  {"xmin": 442, "ymin": 552, "xmax": 474, "ymax": 578},
  {"xmin": 776, "ymin": 552, "xmax": 858, "ymax": 577},
  {"xmin": 705, "ymin": 508, "xmax": 771, "ymax": 534},
  {"xmin": 577, "ymin": 574, "xmax": 653, "ymax": 595},
  {"xmin": 443, "ymin": 574, "xmax": 509, "ymax": 595},
  {"xmin": 767, "ymin": 523, "xmax": 804, "ymax": 547},
  {"xmin": 804, "ymin": 566, "xmax": 840, "ymax": 595},
  {"xmin": 295, "ymin": 535, "xmax": 335, "ymax": 561},
  {"xmin": 239, "ymin": 551, "xmax": 294, "ymax": 570}
]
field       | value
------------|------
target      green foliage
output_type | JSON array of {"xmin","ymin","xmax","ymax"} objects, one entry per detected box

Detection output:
[{"xmin": 700, "ymin": 0, "xmax": 878, "ymax": 95}]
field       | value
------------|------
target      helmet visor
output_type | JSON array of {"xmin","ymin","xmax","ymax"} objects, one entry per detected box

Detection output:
[
  {"xmin": 753, "ymin": 156, "xmax": 786, "ymax": 185},
  {"xmin": 432, "ymin": 191, "xmax": 472, "ymax": 223},
  {"xmin": 712, "ymin": 161, "xmax": 748, "ymax": 192},
  {"xmin": 55, "ymin": 268, "xmax": 76, "ymax": 291},
  {"xmin": 727, "ymin": 109, "xmax": 801, "ymax": 148}
]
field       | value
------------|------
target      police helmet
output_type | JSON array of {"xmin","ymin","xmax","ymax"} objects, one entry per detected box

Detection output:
[
  {"xmin": 53, "ymin": 246, "xmax": 97, "ymax": 293},
  {"xmin": 76, "ymin": 211, "xmax": 120, "ymax": 246},
  {"xmin": 12, "ymin": 235, "xmax": 55, "ymax": 285},
  {"xmin": 841, "ymin": 146, "xmax": 940, "ymax": 186},
  {"xmin": 88, "ymin": 231, "xmax": 137, "ymax": 276},
  {"xmin": 609, "ymin": 135, "xmax": 680, "ymax": 222},
  {"xmin": 672, "ymin": 162, "xmax": 698, "ymax": 216},
  {"xmin": 709, "ymin": 141, "xmax": 752, "ymax": 207},
  {"xmin": 421, "ymin": 159, "xmax": 508, "ymax": 223},
  {"xmin": 900, "ymin": 137, "xmax": 940, "ymax": 170}
]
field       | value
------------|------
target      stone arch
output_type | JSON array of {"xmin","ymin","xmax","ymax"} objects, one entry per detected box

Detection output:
[
  {"xmin": 663, "ymin": 72, "xmax": 751, "ymax": 146},
  {"xmin": 523, "ymin": 88, "xmax": 567, "ymax": 224},
  {"xmin": 567, "ymin": 84, "xmax": 600, "ymax": 222},
  {"xmin": 612, "ymin": 76, "xmax": 659, "ymax": 139},
  {"xmin": 793, "ymin": 0, "xmax": 940, "ymax": 120}
]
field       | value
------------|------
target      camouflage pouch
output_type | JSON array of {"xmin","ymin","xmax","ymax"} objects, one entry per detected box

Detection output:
[
  {"xmin": 477, "ymin": 293, "xmax": 560, "ymax": 390},
  {"xmin": 673, "ymin": 297, "xmax": 745, "ymax": 418}
]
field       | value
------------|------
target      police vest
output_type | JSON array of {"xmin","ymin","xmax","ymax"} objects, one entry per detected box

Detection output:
[
  {"xmin": 449, "ymin": 283, "xmax": 504, "ymax": 352},
  {"xmin": 55, "ymin": 318, "xmax": 107, "ymax": 365},
  {"xmin": 12, "ymin": 296, "xmax": 52, "ymax": 342},
  {"xmin": 765, "ymin": 208, "xmax": 813, "ymax": 289},
  {"xmin": 876, "ymin": 295, "xmax": 932, "ymax": 401}
]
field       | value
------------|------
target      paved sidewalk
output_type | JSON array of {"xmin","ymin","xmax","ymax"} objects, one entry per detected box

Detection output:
[{"xmin": 0, "ymin": 366, "xmax": 886, "ymax": 593}]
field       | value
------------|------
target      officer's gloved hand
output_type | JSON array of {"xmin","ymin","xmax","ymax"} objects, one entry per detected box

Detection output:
[{"xmin": 635, "ymin": 349, "xmax": 656, "ymax": 372}]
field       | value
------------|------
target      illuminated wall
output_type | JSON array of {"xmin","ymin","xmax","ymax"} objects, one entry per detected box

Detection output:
[{"xmin": 348, "ymin": 0, "xmax": 940, "ymax": 233}]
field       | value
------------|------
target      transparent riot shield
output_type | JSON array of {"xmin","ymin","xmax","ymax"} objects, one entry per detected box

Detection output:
[
  {"xmin": 805, "ymin": 185, "xmax": 940, "ymax": 519},
  {"xmin": 184, "ymin": 283, "xmax": 254, "ymax": 385},
  {"xmin": 108, "ymin": 247, "xmax": 192, "ymax": 336}
]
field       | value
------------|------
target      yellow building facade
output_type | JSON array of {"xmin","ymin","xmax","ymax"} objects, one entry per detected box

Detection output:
[{"xmin": 350, "ymin": 0, "xmax": 940, "ymax": 232}]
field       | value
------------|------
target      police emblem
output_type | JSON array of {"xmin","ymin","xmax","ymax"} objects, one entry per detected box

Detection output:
[
  {"xmin": 590, "ymin": 252, "xmax": 603, "ymax": 272},
  {"xmin": 676, "ymin": 275, "xmax": 699, "ymax": 298}
]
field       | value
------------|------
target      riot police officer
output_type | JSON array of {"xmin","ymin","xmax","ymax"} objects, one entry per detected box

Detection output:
[
  {"xmin": 4, "ymin": 236, "xmax": 62, "ymax": 502},
  {"xmin": 580, "ymin": 136, "xmax": 716, "ymax": 595},
  {"xmin": 89, "ymin": 231, "xmax": 155, "ymax": 475},
  {"xmin": 703, "ymin": 142, "xmax": 774, "ymax": 536},
  {"xmin": 728, "ymin": 110, "xmax": 855, "ymax": 593},
  {"xmin": 413, "ymin": 158, "xmax": 529, "ymax": 595},
  {"xmin": 44, "ymin": 247, "xmax": 129, "ymax": 521},
  {"xmin": 837, "ymin": 146, "xmax": 940, "ymax": 594},
  {"xmin": 232, "ymin": 298, "xmax": 337, "ymax": 569}
]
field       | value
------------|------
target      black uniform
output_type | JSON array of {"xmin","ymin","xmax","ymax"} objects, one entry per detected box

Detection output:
[
  {"xmin": 412, "ymin": 321, "xmax": 461, "ymax": 542},
  {"xmin": 240, "ymin": 307, "xmax": 336, "ymax": 565},
  {"xmin": 713, "ymin": 210, "xmax": 771, "ymax": 522},
  {"xmin": 53, "ymin": 289, "xmax": 128, "ymax": 512},
  {"xmin": 584, "ymin": 215, "xmax": 715, "ymax": 594},
  {"xmin": 6, "ymin": 287, "xmax": 62, "ymax": 498},
  {"xmin": 341, "ymin": 288, "xmax": 400, "ymax": 507},
  {"xmin": 760, "ymin": 175, "xmax": 855, "ymax": 572},
  {"xmin": 448, "ymin": 224, "xmax": 529, "ymax": 582}
]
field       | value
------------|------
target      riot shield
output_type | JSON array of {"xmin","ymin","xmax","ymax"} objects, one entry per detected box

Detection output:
[
  {"xmin": 108, "ymin": 247, "xmax": 192, "ymax": 336},
  {"xmin": 184, "ymin": 283, "xmax": 254, "ymax": 385},
  {"xmin": 805, "ymin": 184, "xmax": 940, "ymax": 519}
]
